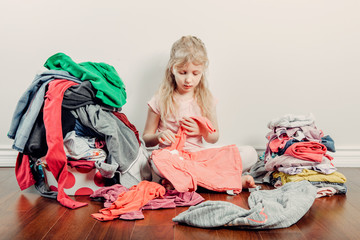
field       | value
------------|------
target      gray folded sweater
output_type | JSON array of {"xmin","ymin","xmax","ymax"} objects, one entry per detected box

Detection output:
[{"xmin": 173, "ymin": 181, "xmax": 317, "ymax": 229}]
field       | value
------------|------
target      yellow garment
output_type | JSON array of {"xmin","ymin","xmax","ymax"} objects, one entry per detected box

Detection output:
[{"xmin": 273, "ymin": 169, "xmax": 347, "ymax": 185}]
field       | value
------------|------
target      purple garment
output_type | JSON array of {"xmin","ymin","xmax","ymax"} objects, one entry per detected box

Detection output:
[
  {"xmin": 119, "ymin": 210, "xmax": 145, "ymax": 220},
  {"xmin": 90, "ymin": 184, "xmax": 128, "ymax": 208},
  {"xmin": 91, "ymin": 185, "xmax": 205, "ymax": 220},
  {"xmin": 163, "ymin": 190, "xmax": 205, "ymax": 206},
  {"xmin": 142, "ymin": 198, "xmax": 177, "ymax": 210}
]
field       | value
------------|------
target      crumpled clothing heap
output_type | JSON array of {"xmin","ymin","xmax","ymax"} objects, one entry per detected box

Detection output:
[
  {"xmin": 92, "ymin": 181, "xmax": 166, "ymax": 221},
  {"xmin": 90, "ymin": 183, "xmax": 205, "ymax": 220},
  {"xmin": 173, "ymin": 181, "xmax": 317, "ymax": 229}
]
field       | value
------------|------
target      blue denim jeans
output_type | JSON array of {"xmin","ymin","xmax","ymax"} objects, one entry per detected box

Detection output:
[{"xmin": 8, "ymin": 70, "xmax": 80, "ymax": 152}]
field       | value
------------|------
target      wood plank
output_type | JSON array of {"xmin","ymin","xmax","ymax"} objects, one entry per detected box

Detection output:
[
  {"xmin": 0, "ymin": 167, "xmax": 15, "ymax": 182},
  {"xmin": 131, "ymin": 224, "xmax": 174, "ymax": 240},
  {"xmin": 297, "ymin": 194, "xmax": 360, "ymax": 239},
  {"xmin": 132, "ymin": 207, "xmax": 176, "ymax": 239},
  {"xmin": 0, "ymin": 171, "xmax": 21, "ymax": 205},
  {"xmin": 174, "ymin": 224, "xmax": 219, "ymax": 240},
  {"xmin": 87, "ymin": 220, "xmax": 135, "ymax": 240},
  {"xmin": 216, "ymin": 228, "xmax": 262, "ymax": 240},
  {"xmin": 1, "ymin": 196, "xmax": 68, "ymax": 240},
  {"xmin": 258, "ymin": 225, "xmax": 306, "ymax": 240},
  {"xmin": 42, "ymin": 196, "xmax": 99, "ymax": 240},
  {"xmin": 0, "ymin": 167, "xmax": 359, "ymax": 240}
]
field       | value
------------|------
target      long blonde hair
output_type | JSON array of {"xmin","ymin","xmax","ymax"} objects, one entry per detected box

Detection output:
[{"xmin": 156, "ymin": 35, "xmax": 214, "ymax": 124}]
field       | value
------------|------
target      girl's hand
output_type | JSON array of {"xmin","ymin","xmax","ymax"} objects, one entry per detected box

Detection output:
[
  {"xmin": 180, "ymin": 117, "xmax": 205, "ymax": 137},
  {"xmin": 157, "ymin": 130, "xmax": 176, "ymax": 145}
]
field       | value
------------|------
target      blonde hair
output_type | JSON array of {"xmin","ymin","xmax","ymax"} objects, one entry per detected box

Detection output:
[{"xmin": 156, "ymin": 35, "xmax": 214, "ymax": 124}]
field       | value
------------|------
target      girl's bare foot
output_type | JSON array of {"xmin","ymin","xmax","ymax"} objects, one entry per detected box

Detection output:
[
  {"xmin": 161, "ymin": 178, "xmax": 175, "ymax": 190},
  {"xmin": 242, "ymin": 175, "xmax": 256, "ymax": 189}
]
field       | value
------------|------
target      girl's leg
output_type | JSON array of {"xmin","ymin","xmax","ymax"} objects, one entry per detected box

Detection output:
[
  {"xmin": 238, "ymin": 145, "xmax": 258, "ymax": 173},
  {"xmin": 238, "ymin": 145, "xmax": 258, "ymax": 189}
]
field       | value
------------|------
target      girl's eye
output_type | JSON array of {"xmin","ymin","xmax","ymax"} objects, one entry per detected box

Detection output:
[{"xmin": 179, "ymin": 71, "xmax": 186, "ymax": 75}]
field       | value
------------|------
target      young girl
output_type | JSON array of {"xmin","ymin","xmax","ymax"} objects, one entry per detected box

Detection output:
[{"xmin": 143, "ymin": 35, "xmax": 257, "ymax": 189}]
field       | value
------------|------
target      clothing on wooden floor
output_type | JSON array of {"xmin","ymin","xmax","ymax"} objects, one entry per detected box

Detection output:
[
  {"xmin": 151, "ymin": 189, "xmax": 204, "ymax": 208},
  {"xmin": 316, "ymin": 187, "xmax": 337, "ymax": 198},
  {"xmin": 309, "ymin": 181, "xmax": 347, "ymax": 194},
  {"xmin": 284, "ymin": 141, "xmax": 332, "ymax": 163},
  {"xmin": 15, "ymin": 153, "xmax": 36, "ymax": 191},
  {"xmin": 90, "ymin": 184, "xmax": 204, "ymax": 220},
  {"xmin": 173, "ymin": 181, "xmax": 317, "ymax": 229},
  {"xmin": 264, "ymin": 125, "xmax": 324, "ymax": 163},
  {"xmin": 9, "ymin": 56, "xmax": 152, "ymax": 209},
  {"xmin": 42, "ymin": 79, "xmax": 87, "ymax": 209},
  {"xmin": 151, "ymin": 116, "xmax": 243, "ymax": 193},
  {"xmin": 112, "ymin": 111, "xmax": 141, "ymax": 146},
  {"xmin": 67, "ymin": 159, "xmax": 96, "ymax": 169},
  {"xmin": 63, "ymin": 131, "xmax": 107, "ymax": 162},
  {"xmin": 272, "ymin": 135, "xmax": 336, "ymax": 155},
  {"xmin": 23, "ymin": 107, "xmax": 76, "ymax": 158},
  {"xmin": 120, "ymin": 190, "xmax": 205, "ymax": 220},
  {"xmin": 261, "ymin": 113, "xmax": 345, "ymax": 190},
  {"xmin": 44, "ymin": 52, "xmax": 126, "ymax": 108},
  {"xmin": 71, "ymin": 104, "xmax": 140, "ymax": 178},
  {"xmin": 320, "ymin": 135, "xmax": 336, "ymax": 152},
  {"xmin": 8, "ymin": 70, "xmax": 81, "ymax": 153},
  {"xmin": 90, "ymin": 184, "xmax": 129, "ymax": 207},
  {"xmin": 118, "ymin": 145, "xmax": 152, "ymax": 188},
  {"xmin": 243, "ymin": 156, "xmax": 272, "ymax": 184},
  {"xmin": 272, "ymin": 169, "xmax": 347, "ymax": 187},
  {"xmin": 91, "ymin": 181, "xmax": 166, "ymax": 221},
  {"xmin": 265, "ymin": 154, "xmax": 337, "ymax": 175}
]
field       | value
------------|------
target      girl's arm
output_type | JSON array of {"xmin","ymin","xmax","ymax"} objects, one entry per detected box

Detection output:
[
  {"xmin": 142, "ymin": 107, "xmax": 176, "ymax": 147},
  {"xmin": 203, "ymin": 106, "xmax": 220, "ymax": 143}
]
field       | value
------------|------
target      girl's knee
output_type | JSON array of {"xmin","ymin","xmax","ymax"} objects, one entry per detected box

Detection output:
[{"xmin": 238, "ymin": 145, "xmax": 258, "ymax": 172}]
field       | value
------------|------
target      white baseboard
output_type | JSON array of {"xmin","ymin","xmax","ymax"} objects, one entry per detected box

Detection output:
[
  {"xmin": 0, "ymin": 148, "xmax": 18, "ymax": 167},
  {"xmin": 1, "ymin": 146, "xmax": 359, "ymax": 167}
]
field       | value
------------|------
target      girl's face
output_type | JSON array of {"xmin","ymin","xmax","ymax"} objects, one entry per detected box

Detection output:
[{"xmin": 172, "ymin": 62, "xmax": 204, "ymax": 95}]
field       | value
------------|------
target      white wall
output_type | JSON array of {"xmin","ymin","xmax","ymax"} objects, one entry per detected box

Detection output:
[{"xmin": 1, "ymin": 0, "xmax": 360, "ymax": 156}]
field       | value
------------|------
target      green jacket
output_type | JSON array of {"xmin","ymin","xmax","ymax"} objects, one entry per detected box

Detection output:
[{"xmin": 44, "ymin": 52, "xmax": 126, "ymax": 108}]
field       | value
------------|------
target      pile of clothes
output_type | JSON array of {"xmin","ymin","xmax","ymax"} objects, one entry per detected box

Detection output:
[
  {"xmin": 260, "ymin": 113, "xmax": 347, "ymax": 195},
  {"xmin": 90, "ymin": 180, "xmax": 205, "ymax": 221},
  {"xmin": 172, "ymin": 114, "xmax": 347, "ymax": 230},
  {"xmin": 8, "ymin": 53, "xmax": 152, "ymax": 209}
]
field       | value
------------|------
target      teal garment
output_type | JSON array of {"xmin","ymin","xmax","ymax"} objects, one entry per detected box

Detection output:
[{"xmin": 44, "ymin": 53, "xmax": 126, "ymax": 108}]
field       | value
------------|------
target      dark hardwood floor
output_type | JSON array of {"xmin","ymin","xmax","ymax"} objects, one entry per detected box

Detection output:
[{"xmin": 1, "ymin": 167, "xmax": 359, "ymax": 240}]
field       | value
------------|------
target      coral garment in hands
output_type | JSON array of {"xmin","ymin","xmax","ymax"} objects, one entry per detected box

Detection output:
[{"xmin": 151, "ymin": 116, "xmax": 243, "ymax": 193}]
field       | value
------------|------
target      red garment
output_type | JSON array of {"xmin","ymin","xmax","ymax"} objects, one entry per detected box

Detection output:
[
  {"xmin": 151, "ymin": 116, "xmax": 243, "ymax": 193},
  {"xmin": 43, "ymin": 79, "xmax": 87, "ymax": 209},
  {"xmin": 112, "ymin": 112, "xmax": 141, "ymax": 146},
  {"xmin": 269, "ymin": 136, "xmax": 290, "ymax": 153},
  {"xmin": 284, "ymin": 142, "xmax": 333, "ymax": 162},
  {"xmin": 15, "ymin": 153, "xmax": 36, "ymax": 190},
  {"xmin": 91, "ymin": 181, "xmax": 165, "ymax": 221},
  {"xmin": 67, "ymin": 160, "xmax": 95, "ymax": 169}
]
